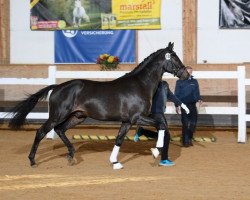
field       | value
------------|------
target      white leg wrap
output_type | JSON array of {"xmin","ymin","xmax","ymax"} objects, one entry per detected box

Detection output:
[
  {"xmin": 156, "ymin": 130, "xmax": 165, "ymax": 148},
  {"xmin": 150, "ymin": 148, "xmax": 160, "ymax": 159},
  {"xmin": 109, "ymin": 145, "xmax": 120, "ymax": 163}
]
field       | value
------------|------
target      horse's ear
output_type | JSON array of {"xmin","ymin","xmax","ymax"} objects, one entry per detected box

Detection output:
[{"xmin": 167, "ymin": 42, "xmax": 174, "ymax": 50}]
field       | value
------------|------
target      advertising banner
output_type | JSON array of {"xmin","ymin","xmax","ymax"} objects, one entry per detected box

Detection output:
[
  {"xmin": 219, "ymin": 0, "xmax": 250, "ymax": 29},
  {"xmin": 111, "ymin": 0, "xmax": 161, "ymax": 29},
  {"xmin": 54, "ymin": 30, "xmax": 136, "ymax": 64},
  {"xmin": 30, "ymin": 0, "xmax": 161, "ymax": 30}
]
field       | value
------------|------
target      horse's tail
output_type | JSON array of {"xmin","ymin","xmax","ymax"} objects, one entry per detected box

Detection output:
[{"xmin": 9, "ymin": 84, "xmax": 57, "ymax": 129}]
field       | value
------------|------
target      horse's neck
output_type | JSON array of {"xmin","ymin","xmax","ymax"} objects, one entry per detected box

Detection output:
[{"xmin": 137, "ymin": 61, "xmax": 164, "ymax": 96}]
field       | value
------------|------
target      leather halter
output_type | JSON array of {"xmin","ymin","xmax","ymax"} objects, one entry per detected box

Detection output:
[{"xmin": 165, "ymin": 52, "xmax": 184, "ymax": 77}]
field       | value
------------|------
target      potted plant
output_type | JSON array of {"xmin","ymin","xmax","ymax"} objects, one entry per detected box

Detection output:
[{"xmin": 97, "ymin": 53, "xmax": 119, "ymax": 71}]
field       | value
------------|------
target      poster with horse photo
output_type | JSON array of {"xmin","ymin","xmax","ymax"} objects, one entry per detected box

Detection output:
[
  {"xmin": 219, "ymin": 0, "xmax": 250, "ymax": 28},
  {"xmin": 30, "ymin": 0, "xmax": 161, "ymax": 30}
]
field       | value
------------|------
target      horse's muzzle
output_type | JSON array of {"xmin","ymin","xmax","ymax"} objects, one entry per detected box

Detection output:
[{"xmin": 177, "ymin": 68, "xmax": 190, "ymax": 80}]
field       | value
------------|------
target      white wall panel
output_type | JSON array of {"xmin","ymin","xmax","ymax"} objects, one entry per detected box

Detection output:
[
  {"xmin": 198, "ymin": 0, "xmax": 250, "ymax": 64},
  {"xmin": 138, "ymin": 0, "xmax": 183, "ymax": 63},
  {"xmin": 10, "ymin": 0, "xmax": 54, "ymax": 64}
]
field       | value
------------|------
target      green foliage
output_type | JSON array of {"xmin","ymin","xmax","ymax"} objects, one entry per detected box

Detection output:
[
  {"xmin": 46, "ymin": 0, "xmax": 74, "ymax": 25},
  {"xmin": 37, "ymin": 0, "xmax": 101, "ymax": 27}
]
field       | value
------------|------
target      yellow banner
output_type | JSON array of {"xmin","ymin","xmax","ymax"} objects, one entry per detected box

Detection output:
[
  {"xmin": 30, "ymin": 0, "xmax": 161, "ymax": 30},
  {"xmin": 106, "ymin": 0, "xmax": 161, "ymax": 29},
  {"xmin": 30, "ymin": 0, "xmax": 40, "ymax": 9}
]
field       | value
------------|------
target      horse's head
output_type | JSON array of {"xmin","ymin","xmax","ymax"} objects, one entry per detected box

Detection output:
[
  {"xmin": 122, "ymin": 42, "xmax": 189, "ymax": 81},
  {"xmin": 161, "ymin": 42, "xmax": 189, "ymax": 80},
  {"xmin": 74, "ymin": 0, "xmax": 81, "ymax": 8}
]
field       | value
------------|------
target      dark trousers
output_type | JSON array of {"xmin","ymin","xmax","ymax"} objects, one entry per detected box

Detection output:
[
  {"xmin": 139, "ymin": 113, "xmax": 170, "ymax": 160},
  {"xmin": 181, "ymin": 103, "xmax": 198, "ymax": 145}
]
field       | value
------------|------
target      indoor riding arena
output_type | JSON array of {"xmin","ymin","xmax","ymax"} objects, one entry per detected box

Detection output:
[{"xmin": 1, "ymin": 1, "xmax": 250, "ymax": 200}]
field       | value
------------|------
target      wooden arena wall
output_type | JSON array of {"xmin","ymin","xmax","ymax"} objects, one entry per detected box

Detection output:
[{"xmin": 0, "ymin": 0, "xmax": 250, "ymax": 110}]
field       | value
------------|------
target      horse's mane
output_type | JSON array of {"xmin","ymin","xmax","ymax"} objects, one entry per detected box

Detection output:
[{"xmin": 120, "ymin": 48, "xmax": 166, "ymax": 79}]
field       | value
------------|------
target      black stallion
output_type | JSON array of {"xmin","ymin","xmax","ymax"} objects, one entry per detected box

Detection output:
[{"xmin": 9, "ymin": 42, "xmax": 189, "ymax": 169}]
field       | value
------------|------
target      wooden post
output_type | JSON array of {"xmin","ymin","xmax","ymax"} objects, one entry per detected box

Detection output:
[
  {"xmin": 0, "ymin": 0, "xmax": 10, "ymax": 64},
  {"xmin": 182, "ymin": 0, "xmax": 197, "ymax": 65},
  {"xmin": 0, "ymin": 0, "xmax": 3, "ymax": 63}
]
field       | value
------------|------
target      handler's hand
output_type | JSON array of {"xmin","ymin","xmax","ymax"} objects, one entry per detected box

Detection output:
[
  {"xmin": 198, "ymin": 100, "xmax": 203, "ymax": 107},
  {"xmin": 181, "ymin": 103, "xmax": 190, "ymax": 114},
  {"xmin": 176, "ymin": 106, "xmax": 181, "ymax": 114}
]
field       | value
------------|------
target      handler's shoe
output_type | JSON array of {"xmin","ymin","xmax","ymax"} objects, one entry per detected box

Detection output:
[
  {"xmin": 159, "ymin": 160, "xmax": 175, "ymax": 167},
  {"xmin": 134, "ymin": 127, "xmax": 143, "ymax": 142},
  {"xmin": 150, "ymin": 148, "xmax": 160, "ymax": 159}
]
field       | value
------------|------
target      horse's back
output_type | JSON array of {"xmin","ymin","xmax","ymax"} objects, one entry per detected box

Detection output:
[{"xmin": 78, "ymin": 78, "xmax": 150, "ymax": 120}]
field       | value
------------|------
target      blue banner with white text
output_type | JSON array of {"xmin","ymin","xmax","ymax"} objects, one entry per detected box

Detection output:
[{"xmin": 54, "ymin": 30, "xmax": 136, "ymax": 63}]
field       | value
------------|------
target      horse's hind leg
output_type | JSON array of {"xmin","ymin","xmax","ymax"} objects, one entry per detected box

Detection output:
[
  {"xmin": 54, "ymin": 114, "xmax": 86, "ymax": 165},
  {"xmin": 136, "ymin": 115, "xmax": 158, "ymax": 127},
  {"xmin": 110, "ymin": 122, "xmax": 131, "ymax": 169},
  {"xmin": 28, "ymin": 120, "xmax": 55, "ymax": 167}
]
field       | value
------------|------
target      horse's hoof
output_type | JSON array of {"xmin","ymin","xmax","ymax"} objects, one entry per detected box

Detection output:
[
  {"xmin": 31, "ymin": 164, "xmax": 38, "ymax": 168},
  {"xmin": 66, "ymin": 155, "xmax": 76, "ymax": 166},
  {"xmin": 68, "ymin": 159, "xmax": 76, "ymax": 166},
  {"xmin": 112, "ymin": 162, "xmax": 123, "ymax": 170}
]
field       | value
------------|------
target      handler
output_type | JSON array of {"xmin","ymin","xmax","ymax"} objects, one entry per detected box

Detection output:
[
  {"xmin": 134, "ymin": 81, "xmax": 189, "ymax": 166},
  {"xmin": 174, "ymin": 66, "xmax": 203, "ymax": 147}
]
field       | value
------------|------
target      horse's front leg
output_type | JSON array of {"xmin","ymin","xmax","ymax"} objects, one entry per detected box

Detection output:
[
  {"xmin": 136, "ymin": 115, "xmax": 166, "ymax": 158},
  {"xmin": 73, "ymin": 16, "xmax": 76, "ymax": 27},
  {"xmin": 110, "ymin": 122, "xmax": 131, "ymax": 170}
]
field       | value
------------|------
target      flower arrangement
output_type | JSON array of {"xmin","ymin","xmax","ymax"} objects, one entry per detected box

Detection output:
[{"xmin": 97, "ymin": 53, "xmax": 119, "ymax": 70}]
